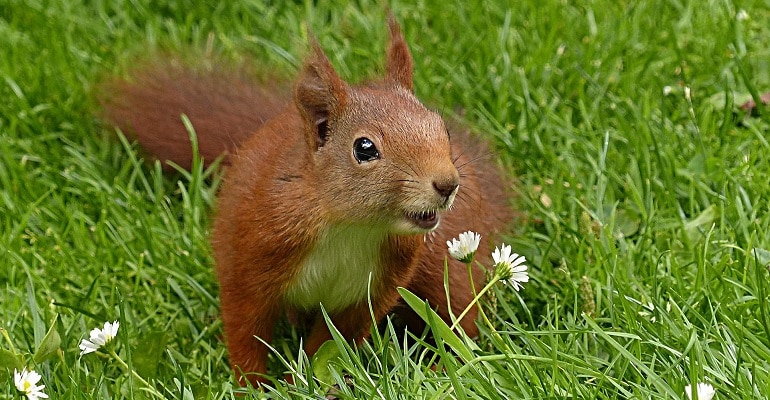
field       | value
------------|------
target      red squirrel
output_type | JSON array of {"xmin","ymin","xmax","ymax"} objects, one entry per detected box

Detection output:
[{"xmin": 100, "ymin": 16, "xmax": 512, "ymax": 386}]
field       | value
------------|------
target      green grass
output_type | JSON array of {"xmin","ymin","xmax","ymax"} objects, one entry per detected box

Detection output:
[{"xmin": 2, "ymin": 0, "xmax": 769, "ymax": 398}]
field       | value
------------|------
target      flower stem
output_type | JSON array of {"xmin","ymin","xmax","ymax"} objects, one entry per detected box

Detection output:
[
  {"xmin": 478, "ymin": 298, "xmax": 498, "ymax": 333},
  {"xmin": 463, "ymin": 261, "xmax": 498, "ymax": 334},
  {"xmin": 450, "ymin": 275, "xmax": 500, "ymax": 331},
  {"xmin": 466, "ymin": 259, "xmax": 478, "ymax": 299}
]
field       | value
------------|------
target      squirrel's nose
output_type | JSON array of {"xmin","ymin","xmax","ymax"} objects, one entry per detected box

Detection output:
[{"xmin": 433, "ymin": 179, "xmax": 459, "ymax": 199}]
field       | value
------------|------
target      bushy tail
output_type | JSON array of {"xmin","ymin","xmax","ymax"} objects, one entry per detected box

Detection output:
[{"xmin": 98, "ymin": 61, "xmax": 290, "ymax": 170}]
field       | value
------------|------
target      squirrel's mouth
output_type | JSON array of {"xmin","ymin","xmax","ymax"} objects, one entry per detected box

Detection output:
[{"xmin": 407, "ymin": 210, "xmax": 439, "ymax": 231}]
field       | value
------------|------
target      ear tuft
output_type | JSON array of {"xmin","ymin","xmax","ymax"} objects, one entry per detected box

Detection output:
[
  {"xmin": 385, "ymin": 12, "xmax": 414, "ymax": 92},
  {"xmin": 295, "ymin": 38, "xmax": 347, "ymax": 149}
]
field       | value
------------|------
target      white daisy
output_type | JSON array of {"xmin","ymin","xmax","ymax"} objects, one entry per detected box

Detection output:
[
  {"xmin": 685, "ymin": 382, "xmax": 715, "ymax": 400},
  {"xmin": 447, "ymin": 231, "xmax": 481, "ymax": 263},
  {"xmin": 492, "ymin": 244, "xmax": 529, "ymax": 291},
  {"xmin": 14, "ymin": 368, "xmax": 49, "ymax": 400},
  {"xmin": 79, "ymin": 320, "xmax": 120, "ymax": 355}
]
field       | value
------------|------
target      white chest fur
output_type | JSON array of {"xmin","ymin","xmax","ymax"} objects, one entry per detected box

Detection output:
[{"xmin": 285, "ymin": 224, "xmax": 386, "ymax": 313}]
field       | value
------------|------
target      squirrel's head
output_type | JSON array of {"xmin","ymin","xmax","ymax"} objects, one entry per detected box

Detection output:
[{"xmin": 294, "ymin": 16, "xmax": 459, "ymax": 235}]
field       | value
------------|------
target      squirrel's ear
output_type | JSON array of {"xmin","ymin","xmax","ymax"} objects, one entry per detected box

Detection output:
[
  {"xmin": 295, "ymin": 38, "xmax": 348, "ymax": 148},
  {"xmin": 385, "ymin": 13, "xmax": 414, "ymax": 92}
]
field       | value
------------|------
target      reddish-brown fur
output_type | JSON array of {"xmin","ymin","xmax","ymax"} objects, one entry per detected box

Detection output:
[
  {"xmin": 100, "ymin": 61, "xmax": 289, "ymax": 170},
  {"xmin": 99, "ymin": 17, "xmax": 512, "ymax": 387}
]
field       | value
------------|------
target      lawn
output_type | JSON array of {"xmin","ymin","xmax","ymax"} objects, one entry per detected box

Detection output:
[{"xmin": 1, "ymin": 0, "xmax": 769, "ymax": 398}]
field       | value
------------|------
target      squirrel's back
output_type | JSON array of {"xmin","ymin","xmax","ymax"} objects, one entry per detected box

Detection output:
[{"xmin": 98, "ymin": 61, "xmax": 289, "ymax": 169}]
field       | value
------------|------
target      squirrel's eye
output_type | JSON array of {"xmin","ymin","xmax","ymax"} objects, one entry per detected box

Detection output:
[{"xmin": 353, "ymin": 137, "xmax": 380, "ymax": 163}]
